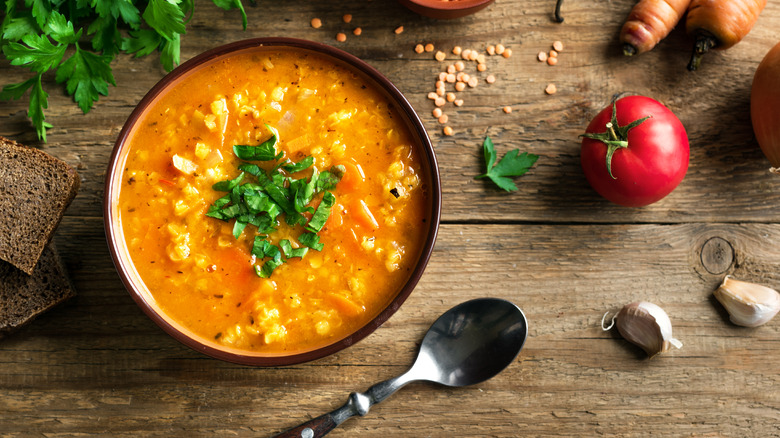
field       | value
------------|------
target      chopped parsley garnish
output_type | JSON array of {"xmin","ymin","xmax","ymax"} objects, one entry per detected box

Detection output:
[
  {"xmin": 206, "ymin": 124, "xmax": 341, "ymax": 278},
  {"xmin": 475, "ymin": 135, "xmax": 539, "ymax": 192}
]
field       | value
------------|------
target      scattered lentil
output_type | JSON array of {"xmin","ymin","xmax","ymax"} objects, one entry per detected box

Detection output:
[
  {"xmin": 477, "ymin": 63, "xmax": 486, "ymax": 72},
  {"xmin": 310, "ymin": 18, "xmax": 322, "ymax": 29},
  {"xmin": 446, "ymin": 73, "xmax": 456, "ymax": 83},
  {"xmin": 436, "ymin": 87, "xmax": 445, "ymax": 96},
  {"xmin": 468, "ymin": 51, "xmax": 478, "ymax": 61},
  {"xmin": 415, "ymin": 44, "xmax": 425, "ymax": 54},
  {"xmin": 553, "ymin": 40, "xmax": 564, "ymax": 52},
  {"xmin": 547, "ymin": 56, "xmax": 558, "ymax": 66},
  {"xmin": 447, "ymin": 64, "xmax": 456, "ymax": 74},
  {"xmin": 486, "ymin": 74, "xmax": 496, "ymax": 84},
  {"xmin": 353, "ymin": 27, "xmax": 362, "ymax": 36},
  {"xmin": 336, "ymin": 32, "xmax": 347, "ymax": 42},
  {"xmin": 435, "ymin": 51, "xmax": 446, "ymax": 61},
  {"xmin": 435, "ymin": 97, "xmax": 446, "ymax": 107},
  {"xmin": 455, "ymin": 61, "xmax": 465, "ymax": 71},
  {"xmin": 424, "ymin": 43, "xmax": 435, "ymax": 52},
  {"xmin": 454, "ymin": 99, "xmax": 464, "ymax": 107},
  {"xmin": 537, "ymin": 51, "xmax": 548, "ymax": 62},
  {"xmin": 438, "ymin": 114, "xmax": 449, "ymax": 124},
  {"xmin": 446, "ymin": 92, "xmax": 456, "ymax": 102},
  {"xmin": 503, "ymin": 106, "xmax": 512, "ymax": 114},
  {"xmin": 427, "ymin": 92, "xmax": 438, "ymax": 100},
  {"xmin": 394, "ymin": 26, "xmax": 404, "ymax": 34},
  {"xmin": 443, "ymin": 126, "xmax": 453, "ymax": 136},
  {"xmin": 461, "ymin": 49, "xmax": 472, "ymax": 60},
  {"xmin": 549, "ymin": 50, "xmax": 558, "ymax": 58},
  {"xmin": 487, "ymin": 45, "xmax": 496, "ymax": 55},
  {"xmin": 436, "ymin": 80, "xmax": 445, "ymax": 89},
  {"xmin": 343, "ymin": 14, "xmax": 352, "ymax": 23},
  {"xmin": 545, "ymin": 83, "xmax": 557, "ymax": 95},
  {"xmin": 495, "ymin": 44, "xmax": 505, "ymax": 55},
  {"xmin": 502, "ymin": 48, "xmax": 512, "ymax": 59},
  {"xmin": 455, "ymin": 81, "xmax": 466, "ymax": 92},
  {"xmin": 452, "ymin": 46, "xmax": 462, "ymax": 55},
  {"xmin": 467, "ymin": 77, "xmax": 479, "ymax": 87},
  {"xmin": 476, "ymin": 54, "xmax": 486, "ymax": 64},
  {"xmin": 432, "ymin": 108, "xmax": 443, "ymax": 118}
]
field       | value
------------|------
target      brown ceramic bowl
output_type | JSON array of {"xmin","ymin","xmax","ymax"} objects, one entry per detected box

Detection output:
[
  {"xmin": 398, "ymin": 0, "xmax": 495, "ymax": 19},
  {"xmin": 104, "ymin": 38, "xmax": 441, "ymax": 366}
]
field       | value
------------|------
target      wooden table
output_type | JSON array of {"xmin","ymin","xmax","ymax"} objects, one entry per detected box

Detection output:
[{"xmin": 2, "ymin": 0, "xmax": 779, "ymax": 436}]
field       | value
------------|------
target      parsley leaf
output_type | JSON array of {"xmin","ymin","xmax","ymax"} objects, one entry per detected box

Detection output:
[
  {"xmin": 475, "ymin": 136, "xmax": 539, "ymax": 192},
  {"xmin": 159, "ymin": 32, "xmax": 180, "ymax": 72},
  {"xmin": 122, "ymin": 29, "xmax": 163, "ymax": 58},
  {"xmin": 2, "ymin": 14, "xmax": 38, "ymax": 42},
  {"xmin": 55, "ymin": 45, "xmax": 116, "ymax": 114},
  {"xmin": 3, "ymin": 34, "xmax": 66, "ymax": 73},
  {"xmin": 0, "ymin": 73, "xmax": 52, "ymax": 141},
  {"xmin": 142, "ymin": 0, "xmax": 186, "ymax": 41},
  {"xmin": 44, "ymin": 11, "xmax": 82, "ymax": 44}
]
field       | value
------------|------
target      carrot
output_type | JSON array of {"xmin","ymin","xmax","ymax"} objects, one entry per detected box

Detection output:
[
  {"xmin": 619, "ymin": 0, "xmax": 692, "ymax": 56},
  {"xmin": 353, "ymin": 199, "xmax": 379, "ymax": 231},
  {"xmin": 686, "ymin": 0, "xmax": 767, "ymax": 71},
  {"xmin": 337, "ymin": 161, "xmax": 365, "ymax": 192},
  {"xmin": 284, "ymin": 134, "xmax": 311, "ymax": 155},
  {"xmin": 327, "ymin": 293, "xmax": 364, "ymax": 317}
]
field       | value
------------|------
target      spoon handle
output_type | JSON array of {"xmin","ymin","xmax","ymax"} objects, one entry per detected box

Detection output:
[{"xmin": 273, "ymin": 374, "xmax": 413, "ymax": 438}]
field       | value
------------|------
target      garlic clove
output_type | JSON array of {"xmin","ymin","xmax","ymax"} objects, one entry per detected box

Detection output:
[
  {"xmin": 610, "ymin": 301, "xmax": 682, "ymax": 358},
  {"xmin": 713, "ymin": 276, "xmax": 780, "ymax": 327}
]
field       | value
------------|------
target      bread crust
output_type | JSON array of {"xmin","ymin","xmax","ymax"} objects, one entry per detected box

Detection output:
[
  {"xmin": 0, "ymin": 243, "xmax": 76, "ymax": 335},
  {"xmin": 0, "ymin": 137, "xmax": 80, "ymax": 274}
]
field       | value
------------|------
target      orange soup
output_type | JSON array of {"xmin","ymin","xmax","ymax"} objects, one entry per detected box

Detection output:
[{"xmin": 117, "ymin": 47, "xmax": 431, "ymax": 354}]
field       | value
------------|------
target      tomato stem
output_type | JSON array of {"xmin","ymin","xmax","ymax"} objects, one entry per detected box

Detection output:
[{"xmin": 580, "ymin": 100, "xmax": 651, "ymax": 179}]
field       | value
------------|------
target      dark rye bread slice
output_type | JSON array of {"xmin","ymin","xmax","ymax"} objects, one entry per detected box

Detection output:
[
  {"xmin": 0, "ymin": 136, "xmax": 80, "ymax": 274},
  {"xmin": 0, "ymin": 244, "xmax": 75, "ymax": 336}
]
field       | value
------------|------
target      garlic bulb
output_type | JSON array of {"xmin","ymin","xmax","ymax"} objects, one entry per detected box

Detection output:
[
  {"xmin": 602, "ymin": 301, "xmax": 682, "ymax": 358},
  {"xmin": 713, "ymin": 276, "xmax": 780, "ymax": 327}
]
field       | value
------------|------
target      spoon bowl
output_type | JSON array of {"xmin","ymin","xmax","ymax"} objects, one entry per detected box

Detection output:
[{"xmin": 275, "ymin": 298, "xmax": 528, "ymax": 437}]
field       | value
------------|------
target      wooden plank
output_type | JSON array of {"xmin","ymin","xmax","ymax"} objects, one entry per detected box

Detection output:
[
  {"xmin": 1, "ymin": 222, "xmax": 778, "ymax": 436},
  {"xmin": 1, "ymin": 0, "xmax": 779, "ymax": 223}
]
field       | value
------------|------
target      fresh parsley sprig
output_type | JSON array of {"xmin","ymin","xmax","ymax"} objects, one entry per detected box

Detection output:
[
  {"xmin": 475, "ymin": 135, "xmax": 539, "ymax": 192},
  {"xmin": 206, "ymin": 125, "xmax": 343, "ymax": 278},
  {"xmin": 1, "ymin": 0, "xmax": 249, "ymax": 142}
]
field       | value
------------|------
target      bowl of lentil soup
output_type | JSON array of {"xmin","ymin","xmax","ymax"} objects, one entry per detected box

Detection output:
[
  {"xmin": 105, "ymin": 38, "xmax": 440, "ymax": 366},
  {"xmin": 397, "ymin": 0, "xmax": 495, "ymax": 19}
]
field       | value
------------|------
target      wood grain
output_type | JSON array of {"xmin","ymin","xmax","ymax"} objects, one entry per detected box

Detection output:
[{"xmin": 2, "ymin": 0, "xmax": 780, "ymax": 436}]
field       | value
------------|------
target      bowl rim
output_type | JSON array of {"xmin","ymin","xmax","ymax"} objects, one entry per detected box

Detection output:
[
  {"xmin": 403, "ymin": 0, "xmax": 494, "ymax": 10},
  {"xmin": 104, "ymin": 37, "xmax": 442, "ymax": 366}
]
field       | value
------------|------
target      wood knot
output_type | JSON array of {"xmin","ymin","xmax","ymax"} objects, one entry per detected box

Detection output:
[{"xmin": 700, "ymin": 237, "xmax": 734, "ymax": 275}]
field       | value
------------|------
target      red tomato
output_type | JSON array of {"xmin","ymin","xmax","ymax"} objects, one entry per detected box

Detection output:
[{"xmin": 580, "ymin": 95, "xmax": 689, "ymax": 207}]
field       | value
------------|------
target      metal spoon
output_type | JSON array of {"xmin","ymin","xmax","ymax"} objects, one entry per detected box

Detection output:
[{"xmin": 274, "ymin": 297, "xmax": 528, "ymax": 438}]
